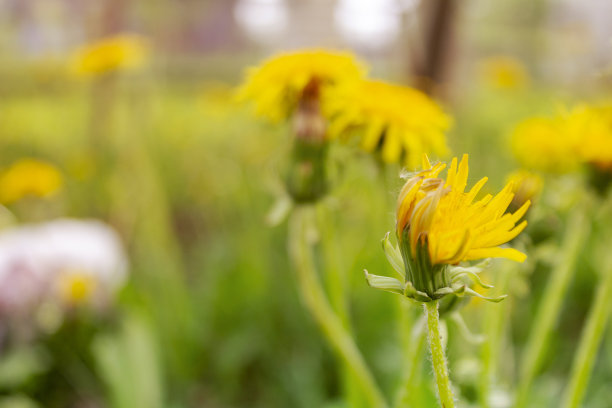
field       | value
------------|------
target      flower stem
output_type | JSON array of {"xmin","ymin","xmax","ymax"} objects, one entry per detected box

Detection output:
[
  {"xmin": 515, "ymin": 210, "xmax": 588, "ymax": 408},
  {"xmin": 479, "ymin": 262, "xmax": 512, "ymax": 408},
  {"xmin": 560, "ymin": 262, "xmax": 612, "ymax": 408},
  {"xmin": 395, "ymin": 309, "xmax": 426, "ymax": 408},
  {"xmin": 288, "ymin": 207, "xmax": 388, "ymax": 408},
  {"xmin": 424, "ymin": 300, "xmax": 455, "ymax": 408}
]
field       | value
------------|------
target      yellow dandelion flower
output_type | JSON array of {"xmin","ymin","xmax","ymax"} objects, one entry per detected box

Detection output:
[
  {"xmin": 397, "ymin": 154, "xmax": 529, "ymax": 266},
  {"xmin": 511, "ymin": 115, "xmax": 581, "ymax": 173},
  {"xmin": 0, "ymin": 159, "xmax": 63, "ymax": 204},
  {"xmin": 506, "ymin": 169, "xmax": 543, "ymax": 212},
  {"xmin": 366, "ymin": 154, "xmax": 529, "ymax": 303},
  {"xmin": 237, "ymin": 49, "xmax": 366, "ymax": 122},
  {"xmin": 480, "ymin": 56, "xmax": 529, "ymax": 90},
  {"xmin": 57, "ymin": 271, "xmax": 97, "ymax": 305},
  {"xmin": 323, "ymin": 79, "xmax": 451, "ymax": 166},
  {"xmin": 573, "ymin": 105, "xmax": 612, "ymax": 171},
  {"xmin": 71, "ymin": 34, "xmax": 149, "ymax": 77},
  {"xmin": 512, "ymin": 105, "xmax": 612, "ymax": 173}
]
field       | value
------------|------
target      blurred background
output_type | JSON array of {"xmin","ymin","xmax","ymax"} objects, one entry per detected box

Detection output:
[{"xmin": 0, "ymin": 0, "xmax": 611, "ymax": 407}]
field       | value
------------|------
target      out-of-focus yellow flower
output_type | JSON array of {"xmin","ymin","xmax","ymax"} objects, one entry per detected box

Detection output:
[
  {"xmin": 237, "ymin": 49, "xmax": 366, "ymax": 122},
  {"xmin": 480, "ymin": 56, "xmax": 529, "ymax": 90},
  {"xmin": 397, "ymin": 154, "xmax": 529, "ymax": 265},
  {"xmin": 511, "ymin": 116, "xmax": 581, "ymax": 173},
  {"xmin": 57, "ymin": 271, "xmax": 97, "ymax": 305},
  {"xmin": 323, "ymin": 79, "xmax": 451, "ymax": 166},
  {"xmin": 0, "ymin": 159, "xmax": 63, "ymax": 204},
  {"xmin": 512, "ymin": 105, "xmax": 612, "ymax": 173},
  {"xmin": 574, "ymin": 105, "xmax": 612, "ymax": 171},
  {"xmin": 506, "ymin": 169, "xmax": 543, "ymax": 212},
  {"xmin": 71, "ymin": 34, "xmax": 149, "ymax": 76}
]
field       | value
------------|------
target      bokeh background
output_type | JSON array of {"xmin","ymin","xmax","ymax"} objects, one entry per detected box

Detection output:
[{"xmin": 0, "ymin": 0, "xmax": 612, "ymax": 407}]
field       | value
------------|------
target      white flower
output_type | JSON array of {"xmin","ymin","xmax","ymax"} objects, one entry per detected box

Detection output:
[{"xmin": 0, "ymin": 219, "xmax": 127, "ymax": 319}]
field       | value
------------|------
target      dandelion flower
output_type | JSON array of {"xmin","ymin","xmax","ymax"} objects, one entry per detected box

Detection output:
[
  {"xmin": 324, "ymin": 79, "xmax": 451, "ymax": 166},
  {"xmin": 71, "ymin": 34, "xmax": 149, "ymax": 76},
  {"xmin": 512, "ymin": 105, "xmax": 612, "ymax": 173},
  {"xmin": 367, "ymin": 154, "xmax": 529, "ymax": 302},
  {"xmin": 237, "ymin": 49, "xmax": 366, "ymax": 122},
  {"xmin": 0, "ymin": 159, "xmax": 63, "ymax": 204},
  {"xmin": 480, "ymin": 56, "xmax": 529, "ymax": 90},
  {"xmin": 511, "ymin": 115, "xmax": 581, "ymax": 173},
  {"xmin": 573, "ymin": 105, "xmax": 612, "ymax": 171}
]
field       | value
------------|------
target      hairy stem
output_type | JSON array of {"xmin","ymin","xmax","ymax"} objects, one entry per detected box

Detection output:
[
  {"xmin": 425, "ymin": 300, "xmax": 455, "ymax": 408},
  {"xmin": 288, "ymin": 207, "xmax": 387, "ymax": 408}
]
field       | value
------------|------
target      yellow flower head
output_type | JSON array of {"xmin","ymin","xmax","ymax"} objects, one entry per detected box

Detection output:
[
  {"xmin": 366, "ymin": 154, "xmax": 528, "ymax": 303},
  {"xmin": 237, "ymin": 49, "xmax": 366, "ymax": 122},
  {"xmin": 324, "ymin": 79, "xmax": 451, "ymax": 166},
  {"xmin": 511, "ymin": 115, "xmax": 581, "ymax": 173},
  {"xmin": 0, "ymin": 159, "xmax": 63, "ymax": 204},
  {"xmin": 506, "ymin": 169, "xmax": 543, "ymax": 212},
  {"xmin": 396, "ymin": 154, "xmax": 529, "ymax": 266},
  {"xmin": 480, "ymin": 56, "xmax": 529, "ymax": 90},
  {"xmin": 512, "ymin": 105, "xmax": 612, "ymax": 173},
  {"xmin": 573, "ymin": 105, "xmax": 612, "ymax": 170},
  {"xmin": 71, "ymin": 34, "xmax": 149, "ymax": 76}
]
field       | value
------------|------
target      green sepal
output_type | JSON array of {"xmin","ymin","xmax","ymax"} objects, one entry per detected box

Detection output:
[
  {"xmin": 405, "ymin": 281, "xmax": 432, "ymax": 302},
  {"xmin": 364, "ymin": 270, "xmax": 405, "ymax": 295},
  {"xmin": 382, "ymin": 232, "xmax": 405, "ymax": 279},
  {"xmin": 450, "ymin": 270, "xmax": 494, "ymax": 289}
]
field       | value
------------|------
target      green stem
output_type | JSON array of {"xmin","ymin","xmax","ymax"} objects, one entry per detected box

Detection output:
[
  {"xmin": 515, "ymin": 210, "xmax": 589, "ymax": 408},
  {"xmin": 424, "ymin": 300, "xmax": 455, "ymax": 408},
  {"xmin": 317, "ymin": 205, "xmax": 366, "ymax": 407},
  {"xmin": 395, "ymin": 309, "xmax": 426, "ymax": 408},
  {"xmin": 479, "ymin": 262, "xmax": 512, "ymax": 408},
  {"xmin": 561, "ymin": 263, "xmax": 612, "ymax": 408},
  {"xmin": 288, "ymin": 207, "xmax": 388, "ymax": 408}
]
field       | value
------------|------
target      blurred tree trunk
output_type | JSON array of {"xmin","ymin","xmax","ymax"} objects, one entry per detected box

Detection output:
[{"xmin": 412, "ymin": 0, "xmax": 457, "ymax": 96}]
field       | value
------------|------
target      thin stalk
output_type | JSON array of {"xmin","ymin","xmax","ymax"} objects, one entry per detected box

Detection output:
[
  {"xmin": 561, "ymin": 263, "xmax": 612, "ymax": 408},
  {"xmin": 316, "ymin": 205, "xmax": 366, "ymax": 408},
  {"xmin": 288, "ymin": 207, "xmax": 388, "ymax": 408},
  {"xmin": 395, "ymin": 310, "xmax": 426, "ymax": 408},
  {"xmin": 515, "ymin": 210, "xmax": 589, "ymax": 408},
  {"xmin": 424, "ymin": 300, "xmax": 455, "ymax": 408},
  {"xmin": 479, "ymin": 262, "xmax": 512, "ymax": 408}
]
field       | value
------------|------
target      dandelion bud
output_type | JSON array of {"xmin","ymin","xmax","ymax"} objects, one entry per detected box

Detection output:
[{"xmin": 286, "ymin": 79, "xmax": 328, "ymax": 203}]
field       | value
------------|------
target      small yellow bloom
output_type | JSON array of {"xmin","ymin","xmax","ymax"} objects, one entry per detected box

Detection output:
[
  {"xmin": 71, "ymin": 34, "xmax": 149, "ymax": 76},
  {"xmin": 237, "ymin": 49, "xmax": 366, "ymax": 122},
  {"xmin": 324, "ymin": 79, "xmax": 451, "ymax": 166},
  {"xmin": 396, "ymin": 154, "xmax": 529, "ymax": 265},
  {"xmin": 57, "ymin": 271, "xmax": 97, "ymax": 305},
  {"xmin": 0, "ymin": 159, "xmax": 63, "ymax": 204},
  {"xmin": 573, "ymin": 105, "xmax": 612, "ymax": 170},
  {"xmin": 512, "ymin": 105, "xmax": 612, "ymax": 173},
  {"xmin": 480, "ymin": 56, "xmax": 529, "ymax": 90},
  {"xmin": 506, "ymin": 169, "xmax": 543, "ymax": 212},
  {"xmin": 511, "ymin": 115, "xmax": 581, "ymax": 173}
]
